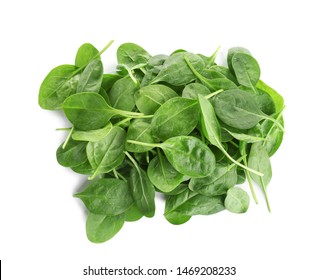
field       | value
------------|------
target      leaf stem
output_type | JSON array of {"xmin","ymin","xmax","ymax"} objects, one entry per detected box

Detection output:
[
  {"xmin": 262, "ymin": 106, "xmax": 285, "ymax": 147},
  {"xmin": 207, "ymin": 46, "xmax": 221, "ymax": 67},
  {"xmin": 243, "ymin": 158, "xmax": 259, "ymax": 204},
  {"xmin": 126, "ymin": 140, "xmax": 162, "ymax": 149},
  {"xmin": 220, "ymin": 145, "xmax": 263, "ymax": 177},
  {"xmin": 56, "ymin": 127, "xmax": 72, "ymax": 131},
  {"xmin": 97, "ymin": 40, "xmax": 115, "ymax": 57},
  {"xmin": 114, "ymin": 117, "xmax": 132, "ymax": 127},
  {"xmin": 264, "ymin": 115, "xmax": 285, "ymax": 133},
  {"xmin": 204, "ymin": 89, "xmax": 223, "ymax": 100},
  {"xmin": 124, "ymin": 151, "xmax": 140, "ymax": 172},
  {"xmin": 62, "ymin": 126, "xmax": 74, "ymax": 149}
]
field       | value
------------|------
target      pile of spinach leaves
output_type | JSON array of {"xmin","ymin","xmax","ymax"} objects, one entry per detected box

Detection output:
[{"xmin": 39, "ymin": 41, "xmax": 285, "ymax": 243}]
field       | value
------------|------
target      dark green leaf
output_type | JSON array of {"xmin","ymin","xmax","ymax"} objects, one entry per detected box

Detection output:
[
  {"xmin": 86, "ymin": 213, "xmax": 124, "ymax": 243},
  {"xmin": 74, "ymin": 178, "xmax": 133, "ymax": 215}
]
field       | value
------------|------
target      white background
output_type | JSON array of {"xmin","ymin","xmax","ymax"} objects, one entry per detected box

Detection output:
[{"xmin": 0, "ymin": 0, "xmax": 316, "ymax": 279}]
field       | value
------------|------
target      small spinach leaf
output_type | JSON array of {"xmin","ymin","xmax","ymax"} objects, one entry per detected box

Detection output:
[
  {"xmin": 86, "ymin": 126, "xmax": 126, "ymax": 180},
  {"xmin": 225, "ymin": 187, "xmax": 250, "ymax": 213},
  {"xmin": 135, "ymin": 85, "xmax": 178, "ymax": 115},
  {"xmin": 75, "ymin": 43, "xmax": 99, "ymax": 67},
  {"xmin": 86, "ymin": 213, "xmax": 125, "ymax": 243},
  {"xmin": 76, "ymin": 59, "xmax": 103, "ymax": 93},
  {"xmin": 74, "ymin": 178, "xmax": 133, "ymax": 215},
  {"xmin": 151, "ymin": 97, "xmax": 199, "ymax": 141}
]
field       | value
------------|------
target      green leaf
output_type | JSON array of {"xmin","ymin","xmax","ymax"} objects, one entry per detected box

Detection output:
[
  {"xmin": 162, "ymin": 136, "xmax": 216, "ymax": 178},
  {"xmin": 72, "ymin": 123, "xmax": 112, "ymax": 142},
  {"xmin": 151, "ymin": 97, "xmax": 199, "ymax": 141},
  {"xmin": 147, "ymin": 151, "xmax": 186, "ymax": 192},
  {"xmin": 76, "ymin": 59, "xmax": 103, "ymax": 93},
  {"xmin": 256, "ymin": 80, "xmax": 284, "ymax": 113},
  {"xmin": 75, "ymin": 43, "xmax": 99, "ymax": 67},
  {"xmin": 74, "ymin": 178, "xmax": 133, "ymax": 215},
  {"xmin": 124, "ymin": 204, "xmax": 143, "ymax": 222},
  {"xmin": 101, "ymin": 74, "xmax": 121, "ymax": 91},
  {"xmin": 135, "ymin": 85, "xmax": 178, "ymax": 115},
  {"xmin": 174, "ymin": 194, "xmax": 225, "ymax": 215},
  {"xmin": 125, "ymin": 120, "xmax": 154, "ymax": 153},
  {"xmin": 189, "ymin": 163, "xmax": 237, "ymax": 196},
  {"xmin": 86, "ymin": 126, "xmax": 126, "ymax": 180},
  {"xmin": 109, "ymin": 76, "xmax": 139, "ymax": 111},
  {"xmin": 182, "ymin": 83, "xmax": 210, "ymax": 99},
  {"xmin": 86, "ymin": 213, "xmax": 124, "ymax": 243},
  {"xmin": 248, "ymin": 142, "xmax": 272, "ymax": 211},
  {"xmin": 152, "ymin": 53, "xmax": 205, "ymax": 86},
  {"xmin": 232, "ymin": 53, "xmax": 260, "ymax": 92},
  {"xmin": 225, "ymin": 187, "xmax": 250, "ymax": 213},
  {"xmin": 227, "ymin": 47, "xmax": 251, "ymax": 73},
  {"xmin": 129, "ymin": 166, "xmax": 155, "ymax": 218},
  {"xmin": 261, "ymin": 114, "xmax": 284, "ymax": 156},
  {"xmin": 117, "ymin": 42, "xmax": 151, "ymax": 70},
  {"xmin": 63, "ymin": 92, "xmax": 113, "ymax": 131},
  {"xmin": 39, "ymin": 65, "xmax": 80, "ymax": 110},
  {"xmin": 213, "ymin": 89, "xmax": 264, "ymax": 129},
  {"xmin": 56, "ymin": 138, "xmax": 87, "ymax": 167},
  {"xmin": 164, "ymin": 188, "xmax": 195, "ymax": 225}
]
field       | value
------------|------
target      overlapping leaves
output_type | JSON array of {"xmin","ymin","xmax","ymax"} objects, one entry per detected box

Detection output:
[{"xmin": 39, "ymin": 41, "xmax": 284, "ymax": 243}]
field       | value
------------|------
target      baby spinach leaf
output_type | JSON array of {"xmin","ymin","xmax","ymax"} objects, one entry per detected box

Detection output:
[
  {"xmin": 72, "ymin": 123, "xmax": 112, "ymax": 142},
  {"xmin": 189, "ymin": 163, "xmax": 237, "ymax": 196},
  {"xmin": 56, "ymin": 138, "xmax": 87, "ymax": 167},
  {"xmin": 222, "ymin": 127, "xmax": 265, "ymax": 143},
  {"xmin": 117, "ymin": 42, "xmax": 151, "ymax": 70},
  {"xmin": 151, "ymin": 97, "xmax": 199, "ymax": 141},
  {"xmin": 185, "ymin": 57, "xmax": 237, "ymax": 91},
  {"xmin": 63, "ymin": 92, "xmax": 146, "ymax": 131},
  {"xmin": 63, "ymin": 92, "xmax": 113, "ymax": 130},
  {"xmin": 225, "ymin": 187, "xmax": 250, "ymax": 213},
  {"xmin": 141, "ymin": 54, "xmax": 168, "ymax": 86},
  {"xmin": 161, "ymin": 136, "xmax": 216, "ymax": 178},
  {"xmin": 109, "ymin": 76, "xmax": 139, "ymax": 111},
  {"xmin": 213, "ymin": 89, "xmax": 265, "ymax": 129},
  {"xmin": 76, "ymin": 59, "xmax": 103, "ymax": 93},
  {"xmin": 74, "ymin": 178, "xmax": 133, "ymax": 215},
  {"xmin": 86, "ymin": 213, "xmax": 125, "ymax": 243},
  {"xmin": 39, "ymin": 65, "xmax": 80, "ymax": 110},
  {"xmin": 101, "ymin": 74, "xmax": 121, "ymax": 92},
  {"xmin": 125, "ymin": 120, "xmax": 154, "ymax": 153},
  {"xmin": 164, "ymin": 188, "xmax": 195, "ymax": 225},
  {"xmin": 182, "ymin": 83, "xmax": 210, "ymax": 99},
  {"xmin": 128, "ymin": 164, "xmax": 155, "ymax": 218},
  {"xmin": 261, "ymin": 113, "xmax": 284, "ymax": 156},
  {"xmin": 86, "ymin": 126, "xmax": 126, "ymax": 180},
  {"xmin": 175, "ymin": 194, "xmax": 225, "ymax": 216},
  {"xmin": 248, "ymin": 142, "xmax": 272, "ymax": 211},
  {"xmin": 151, "ymin": 53, "xmax": 205, "ymax": 86},
  {"xmin": 71, "ymin": 159, "xmax": 94, "ymax": 175},
  {"xmin": 257, "ymin": 79, "xmax": 284, "ymax": 113},
  {"xmin": 124, "ymin": 204, "xmax": 143, "ymax": 222},
  {"xmin": 209, "ymin": 65, "xmax": 238, "ymax": 84},
  {"xmin": 227, "ymin": 47, "xmax": 251, "ymax": 73},
  {"xmin": 164, "ymin": 183, "xmax": 189, "ymax": 196},
  {"xmin": 232, "ymin": 53, "xmax": 260, "ymax": 92},
  {"xmin": 75, "ymin": 43, "xmax": 99, "ymax": 68},
  {"xmin": 135, "ymin": 85, "xmax": 178, "ymax": 115},
  {"xmin": 147, "ymin": 151, "xmax": 186, "ymax": 192}
]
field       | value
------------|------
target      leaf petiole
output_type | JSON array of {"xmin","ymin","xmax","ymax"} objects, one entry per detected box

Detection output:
[{"xmin": 62, "ymin": 126, "xmax": 74, "ymax": 149}]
